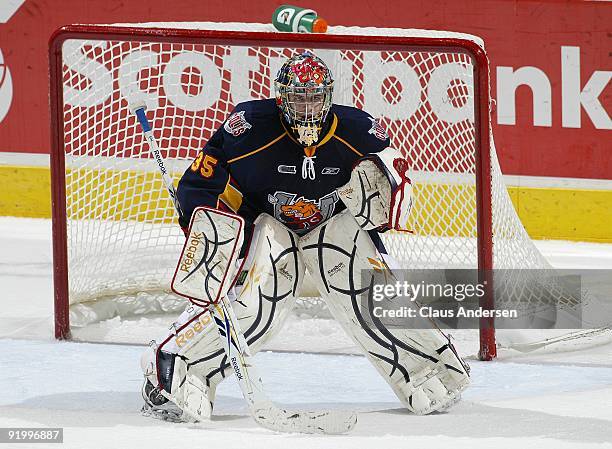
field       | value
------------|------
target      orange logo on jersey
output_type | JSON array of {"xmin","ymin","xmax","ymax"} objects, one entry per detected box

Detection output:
[
  {"xmin": 269, "ymin": 191, "xmax": 339, "ymax": 234},
  {"xmin": 280, "ymin": 198, "xmax": 319, "ymax": 219},
  {"xmin": 280, "ymin": 197, "xmax": 324, "ymax": 229}
]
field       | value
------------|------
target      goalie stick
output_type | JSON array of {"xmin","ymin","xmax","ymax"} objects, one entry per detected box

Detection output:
[{"xmin": 131, "ymin": 103, "xmax": 357, "ymax": 435}]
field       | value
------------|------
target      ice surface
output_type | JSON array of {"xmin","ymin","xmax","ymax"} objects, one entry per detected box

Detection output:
[
  {"xmin": 1, "ymin": 339, "xmax": 612, "ymax": 448},
  {"xmin": 1, "ymin": 217, "xmax": 611, "ymax": 447}
]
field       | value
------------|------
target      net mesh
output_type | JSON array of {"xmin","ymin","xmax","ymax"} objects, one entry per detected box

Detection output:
[{"xmin": 54, "ymin": 24, "xmax": 603, "ymax": 351}]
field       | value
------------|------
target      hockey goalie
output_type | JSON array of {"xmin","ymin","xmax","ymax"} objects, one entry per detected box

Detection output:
[{"xmin": 140, "ymin": 51, "xmax": 470, "ymax": 422}]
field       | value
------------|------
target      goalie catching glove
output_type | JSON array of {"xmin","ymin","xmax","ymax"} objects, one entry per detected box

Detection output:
[
  {"xmin": 338, "ymin": 147, "xmax": 412, "ymax": 232},
  {"xmin": 171, "ymin": 207, "xmax": 244, "ymax": 307}
]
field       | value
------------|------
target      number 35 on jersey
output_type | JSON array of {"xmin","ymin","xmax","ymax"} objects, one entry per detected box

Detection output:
[{"xmin": 191, "ymin": 152, "xmax": 218, "ymax": 178}]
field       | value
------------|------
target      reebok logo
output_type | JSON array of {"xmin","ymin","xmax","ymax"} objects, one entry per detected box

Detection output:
[
  {"xmin": 321, "ymin": 167, "xmax": 340, "ymax": 175},
  {"xmin": 327, "ymin": 262, "xmax": 345, "ymax": 277},
  {"xmin": 180, "ymin": 232, "xmax": 204, "ymax": 273},
  {"xmin": 175, "ymin": 313, "xmax": 212, "ymax": 347},
  {"xmin": 231, "ymin": 357, "xmax": 243, "ymax": 380}
]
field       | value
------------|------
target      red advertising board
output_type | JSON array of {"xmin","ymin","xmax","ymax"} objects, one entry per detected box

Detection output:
[{"xmin": 0, "ymin": 0, "xmax": 609, "ymax": 179}]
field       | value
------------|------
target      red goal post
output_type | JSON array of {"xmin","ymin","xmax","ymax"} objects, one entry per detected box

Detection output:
[{"xmin": 49, "ymin": 24, "xmax": 496, "ymax": 358}]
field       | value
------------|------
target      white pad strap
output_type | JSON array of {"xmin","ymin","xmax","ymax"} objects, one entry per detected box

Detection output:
[{"xmin": 172, "ymin": 207, "xmax": 244, "ymax": 307}]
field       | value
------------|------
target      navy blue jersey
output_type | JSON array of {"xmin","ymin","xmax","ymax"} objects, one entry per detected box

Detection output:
[{"xmin": 177, "ymin": 99, "xmax": 391, "ymax": 251}]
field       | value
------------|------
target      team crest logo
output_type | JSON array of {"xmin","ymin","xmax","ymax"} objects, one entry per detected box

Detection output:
[
  {"xmin": 224, "ymin": 111, "xmax": 252, "ymax": 136},
  {"xmin": 268, "ymin": 191, "xmax": 339, "ymax": 233},
  {"xmin": 281, "ymin": 198, "xmax": 320, "ymax": 222},
  {"xmin": 368, "ymin": 118, "xmax": 389, "ymax": 141}
]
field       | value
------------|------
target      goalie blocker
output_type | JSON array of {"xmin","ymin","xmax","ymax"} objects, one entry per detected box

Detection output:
[{"xmin": 171, "ymin": 207, "xmax": 244, "ymax": 307}]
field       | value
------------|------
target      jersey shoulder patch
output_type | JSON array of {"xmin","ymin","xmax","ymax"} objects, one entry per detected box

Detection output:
[
  {"xmin": 224, "ymin": 111, "xmax": 252, "ymax": 136},
  {"xmin": 366, "ymin": 116, "xmax": 389, "ymax": 141},
  {"xmin": 222, "ymin": 99, "xmax": 280, "ymax": 139},
  {"xmin": 221, "ymin": 99, "xmax": 286, "ymax": 162},
  {"xmin": 224, "ymin": 99, "xmax": 278, "ymax": 131}
]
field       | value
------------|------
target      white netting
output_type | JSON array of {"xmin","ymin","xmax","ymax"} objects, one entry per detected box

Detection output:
[{"xmin": 54, "ymin": 23, "xmax": 608, "ymax": 352}]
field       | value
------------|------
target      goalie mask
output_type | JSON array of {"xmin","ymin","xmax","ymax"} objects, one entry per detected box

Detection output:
[{"xmin": 274, "ymin": 52, "xmax": 334, "ymax": 146}]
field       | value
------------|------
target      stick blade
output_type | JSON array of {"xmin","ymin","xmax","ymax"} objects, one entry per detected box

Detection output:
[{"xmin": 254, "ymin": 407, "xmax": 357, "ymax": 434}]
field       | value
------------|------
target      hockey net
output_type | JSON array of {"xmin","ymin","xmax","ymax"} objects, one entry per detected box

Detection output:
[{"xmin": 50, "ymin": 22, "xmax": 609, "ymax": 359}]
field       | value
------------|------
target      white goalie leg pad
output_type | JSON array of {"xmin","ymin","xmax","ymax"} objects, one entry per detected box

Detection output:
[
  {"xmin": 142, "ymin": 213, "xmax": 305, "ymax": 420},
  {"xmin": 172, "ymin": 206, "xmax": 244, "ymax": 307},
  {"xmin": 299, "ymin": 210, "xmax": 470, "ymax": 415},
  {"xmin": 140, "ymin": 304, "xmax": 218, "ymax": 422},
  {"xmin": 227, "ymin": 213, "xmax": 306, "ymax": 354}
]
